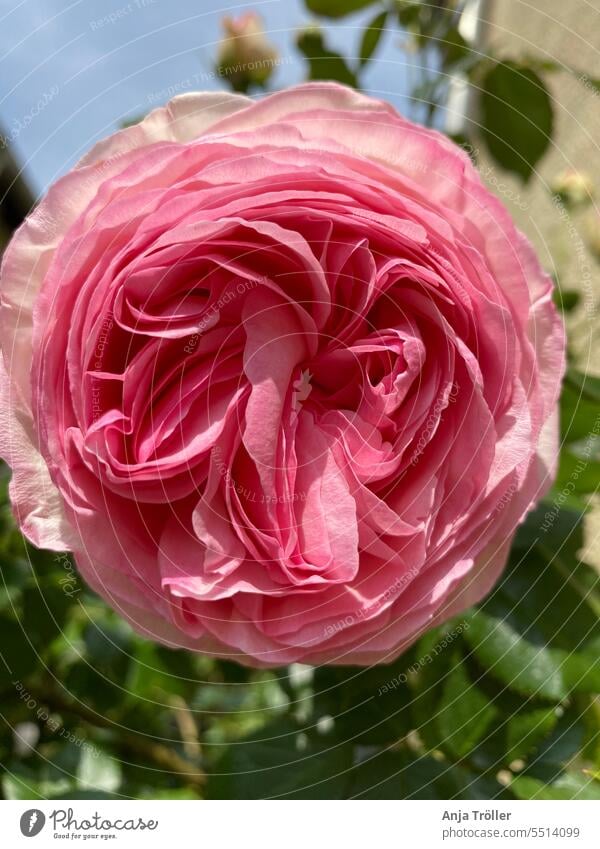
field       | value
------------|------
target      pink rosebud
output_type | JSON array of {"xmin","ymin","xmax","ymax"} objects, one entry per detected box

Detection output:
[
  {"xmin": 217, "ymin": 12, "xmax": 278, "ymax": 92},
  {"xmin": 552, "ymin": 169, "xmax": 594, "ymax": 208}
]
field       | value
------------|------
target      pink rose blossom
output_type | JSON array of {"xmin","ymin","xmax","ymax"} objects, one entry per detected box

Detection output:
[{"xmin": 0, "ymin": 83, "xmax": 564, "ymax": 666}]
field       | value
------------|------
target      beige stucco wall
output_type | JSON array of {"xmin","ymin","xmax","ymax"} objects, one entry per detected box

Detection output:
[{"xmin": 475, "ymin": 0, "xmax": 600, "ymax": 564}]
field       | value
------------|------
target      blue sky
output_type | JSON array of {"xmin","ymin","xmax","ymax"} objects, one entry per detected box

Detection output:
[{"xmin": 0, "ymin": 0, "xmax": 418, "ymax": 195}]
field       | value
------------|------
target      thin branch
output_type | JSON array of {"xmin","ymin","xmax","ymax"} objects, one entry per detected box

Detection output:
[{"xmin": 30, "ymin": 684, "xmax": 206, "ymax": 792}]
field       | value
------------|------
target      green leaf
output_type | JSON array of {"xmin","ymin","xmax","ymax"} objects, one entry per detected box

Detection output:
[
  {"xmin": 138, "ymin": 787, "xmax": 198, "ymax": 799},
  {"xmin": 3, "ymin": 747, "xmax": 81, "ymax": 799},
  {"xmin": 77, "ymin": 747, "xmax": 121, "ymax": 794},
  {"xmin": 505, "ymin": 508, "xmax": 600, "ymax": 654},
  {"xmin": 531, "ymin": 706, "xmax": 585, "ymax": 769},
  {"xmin": 65, "ymin": 664, "xmax": 124, "ymax": 715},
  {"xmin": 506, "ymin": 707, "xmax": 559, "ymax": 762},
  {"xmin": 359, "ymin": 11, "xmax": 387, "ymax": 67},
  {"xmin": 297, "ymin": 29, "xmax": 358, "ymax": 88},
  {"xmin": 396, "ymin": 0, "xmax": 422, "ymax": 30},
  {"xmin": 349, "ymin": 752, "xmax": 453, "ymax": 800},
  {"xmin": 348, "ymin": 751, "xmax": 410, "ymax": 799},
  {"xmin": 351, "ymin": 752, "xmax": 510, "ymax": 800},
  {"xmin": 559, "ymin": 651, "xmax": 600, "ymax": 694},
  {"xmin": 51, "ymin": 790, "xmax": 121, "ymax": 799},
  {"xmin": 0, "ymin": 552, "xmax": 30, "ymax": 610},
  {"xmin": 555, "ymin": 450, "xmax": 600, "ymax": 495},
  {"xmin": 561, "ymin": 377, "xmax": 600, "ymax": 445},
  {"xmin": 84, "ymin": 619, "xmax": 132, "ymax": 680},
  {"xmin": 480, "ymin": 61, "xmax": 553, "ymax": 181},
  {"xmin": 0, "ymin": 615, "xmax": 38, "ymax": 686},
  {"xmin": 126, "ymin": 641, "xmax": 195, "ymax": 702},
  {"xmin": 464, "ymin": 609, "xmax": 568, "ymax": 701},
  {"xmin": 306, "ymin": 0, "xmax": 377, "ymax": 18},
  {"xmin": 2, "ymin": 771, "xmax": 44, "ymax": 800},
  {"xmin": 59, "ymin": 618, "xmax": 134, "ymax": 713},
  {"xmin": 206, "ymin": 720, "xmax": 352, "ymax": 799},
  {"xmin": 442, "ymin": 29, "xmax": 473, "ymax": 69},
  {"xmin": 436, "ymin": 661, "xmax": 498, "ymax": 758},
  {"xmin": 312, "ymin": 662, "xmax": 413, "ymax": 745},
  {"xmin": 512, "ymin": 705, "xmax": 585, "ymax": 786},
  {"xmin": 473, "ymin": 544, "xmax": 600, "ymax": 696},
  {"xmin": 553, "ymin": 288, "xmax": 581, "ymax": 313},
  {"xmin": 21, "ymin": 582, "xmax": 72, "ymax": 648},
  {"xmin": 564, "ymin": 365, "xmax": 600, "ymax": 405},
  {"xmin": 407, "ymin": 621, "xmax": 471, "ymax": 750},
  {"xmin": 512, "ymin": 771, "xmax": 600, "ymax": 799},
  {"xmin": 444, "ymin": 765, "xmax": 513, "ymax": 800}
]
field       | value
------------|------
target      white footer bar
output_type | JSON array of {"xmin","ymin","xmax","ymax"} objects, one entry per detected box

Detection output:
[{"xmin": 0, "ymin": 799, "xmax": 598, "ymax": 848}]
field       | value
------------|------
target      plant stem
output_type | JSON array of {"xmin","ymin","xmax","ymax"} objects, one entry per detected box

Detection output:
[{"xmin": 32, "ymin": 684, "xmax": 206, "ymax": 792}]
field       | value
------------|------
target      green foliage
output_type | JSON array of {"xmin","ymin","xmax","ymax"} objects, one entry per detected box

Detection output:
[
  {"xmin": 297, "ymin": 28, "xmax": 358, "ymax": 88},
  {"xmin": 464, "ymin": 609, "xmax": 569, "ymax": 701},
  {"xmin": 480, "ymin": 61, "xmax": 553, "ymax": 181},
  {"xmin": 305, "ymin": 0, "xmax": 378, "ymax": 18},
  {"xmin": 359, "ymin": 10, "xmax": 388, "ymax": 67},
  {"xmin": 435, "ymin": 659, "xmax": 499, "ymax": 758},
  {"xmin": 512, "ymin": 771, "xmax": 600, "ymax": 800},
  {"xmin": 553, "ymin": 289, "xmax": 581, "ymax": 313}
]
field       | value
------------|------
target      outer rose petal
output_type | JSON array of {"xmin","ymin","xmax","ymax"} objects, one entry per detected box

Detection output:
[{"xmin": 0, "ymin": 358, "xmax": 76, "ymax": 550}]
